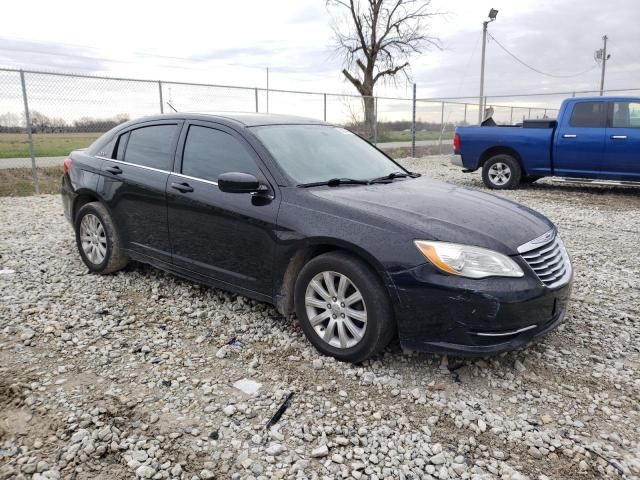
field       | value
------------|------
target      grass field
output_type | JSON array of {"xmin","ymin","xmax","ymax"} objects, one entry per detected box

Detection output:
[
  {"xmin": 0, "ymin": 132, "xmax": 101, "ymax": 158},
  {"xmin": 0, "ymin": 131, "xmax": 453, "ymax": 159},
  {"xmin": 376, "ymin": 130, "xmax": 454, "ymax": 143},
  {"xmin": 0, "ymin": 166, "xmax": 63, "ymax": 196}
]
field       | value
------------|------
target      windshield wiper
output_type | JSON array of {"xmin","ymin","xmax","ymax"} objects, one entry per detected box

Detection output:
[
  {"xmin": 368, "ymin": 171, "xmax": 421, "ymax": 184},
  {"xmin": 297, "ymin": 178, "xmax": 370, "ymax": 188}
]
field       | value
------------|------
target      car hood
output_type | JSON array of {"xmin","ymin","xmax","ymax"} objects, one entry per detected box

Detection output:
[{"xmin": 308, "ymin": 176, "xmax": 554, "ymax": 254}]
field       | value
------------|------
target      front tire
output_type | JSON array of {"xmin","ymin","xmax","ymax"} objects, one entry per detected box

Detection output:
[
  {"xmin": 74, "ymin": 202, "xmax": 128, "ymax": 274},
  {"xmin": 482, "ymin": 154, "xmax": 522, "ymax": 189},
  {"xmin": 294, "ymin": 252, "xmax": 394, "ymax": 363}
]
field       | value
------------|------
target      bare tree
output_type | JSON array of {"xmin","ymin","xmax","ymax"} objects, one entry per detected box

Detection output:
[{"xmin": 328, "ymin": 0, "xmax": 440, "ymax": 137}]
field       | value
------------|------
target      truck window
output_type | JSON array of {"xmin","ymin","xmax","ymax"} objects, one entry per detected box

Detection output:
[
  {"xmin": 569, "ymin": 102, "xmax": 606, "ymax": 128},
  {"xmin": 612, "ymin": 102, "xmax": 640, "ymax": 128}
]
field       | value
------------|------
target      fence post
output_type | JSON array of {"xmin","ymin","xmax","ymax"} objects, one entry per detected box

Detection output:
[
  {"xmin": 411, "ymin": 84, "xmax": 416, "ymax": 158},
  {"xmin": 463, "ymin": 103, "xmax": 467, "ymax": 124},
  {"xmin": 528, "ymin": 108, "xmax": 531, "ymax": 119},
  {"xmin": 158, "ymin": 81, "xmax": 164, "ymax": 114},
  {"xmin": 510, "ymin": 107, "xmax": 514, "ymax": 125},
  {"xmin": 373, "ymin": 97, "xmax": 378, "ymax": 145},
  {"xmin": 255, "ymin": 88, "xmax": 259, "ymax": 113},
  {"xmin": 323, "ymin": 94, "xmax": 327, "ymax": 122},
  {"xmin": 19, "ymin": 70, "xmax": 39, "ymax": 195},
  {"xmin": 438, "ymin": 101, "xmax": 444, "ymax": 154}
]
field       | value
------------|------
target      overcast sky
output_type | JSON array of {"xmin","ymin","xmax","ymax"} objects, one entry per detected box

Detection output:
[{"xmin": 1, "ymin": 0, "xmax": 639, "ymax": 120}]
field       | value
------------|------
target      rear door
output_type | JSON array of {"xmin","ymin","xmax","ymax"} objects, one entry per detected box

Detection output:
[
  {"xmin": 603, "ymin": 100, "xmax": 640, "ymax": 180},
  {"xmin": 554, "ymin": 101, "xmax": 606, "ymax": 177},
  {"xmin": 166, "ymin": 121, "xmax": 280, "ymax": 297},
  {"xmin": 99, "ymin": 121, "xmax": 182, "ymax": 264}
]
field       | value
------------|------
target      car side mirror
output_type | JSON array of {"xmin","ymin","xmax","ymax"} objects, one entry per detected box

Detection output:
[{"xmin": 218, "ymin": 172, "xmax": 261, "ymax": 194}]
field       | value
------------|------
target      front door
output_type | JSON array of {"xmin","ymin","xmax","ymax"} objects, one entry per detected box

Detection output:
[
  {"xmin": 554, "ymin": 100, "xmax": 606, "ymax": 178},
  {"xmin": 166, "ymin": 122, "xmax": 280, "ymax": 297},
  {"xmin": 603, "ymin": 100, "xmax": 640, "ymax": 180}
]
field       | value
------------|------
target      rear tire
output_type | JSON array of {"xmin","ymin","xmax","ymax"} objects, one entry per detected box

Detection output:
[
  {"xmin": 294, "ymin": 251, "xmax": 394, "ymax": 363},
  {"xmin": 482, "ymin": 154, "xmax": 522, "ymax": 189},
  {"xmin": 75, "ymin": 202, "xmax": 129, "ymax": 274}
]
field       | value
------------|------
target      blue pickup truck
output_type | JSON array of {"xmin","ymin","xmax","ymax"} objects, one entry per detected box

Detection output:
[{"xmin": 452, "ymin": 97, "xmax": 640, "ymax": 189}]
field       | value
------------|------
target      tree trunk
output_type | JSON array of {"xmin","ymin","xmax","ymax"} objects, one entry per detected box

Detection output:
[{"xmin": 363, "ymin": 94, "xmax": 375, "ymax": 140}]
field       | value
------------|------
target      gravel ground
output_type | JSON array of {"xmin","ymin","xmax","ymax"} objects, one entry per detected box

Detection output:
[{"xmin": 1, "ymin": 155, "xmax": 639, "ymax": 480}]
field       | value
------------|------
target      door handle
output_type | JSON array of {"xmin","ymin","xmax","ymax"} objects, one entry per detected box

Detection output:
[
  {"xmin": 105, "ymin": 165, "xmax": 122, "ymax": 175},
  {"xmin": 562, "ymin": 134, "xmax": 577, "ymax": 138},
  {"xmin": 170, "ymin": 182, "xmax": 194, "ymax": 193},
  {"xmin": 610, "ymin": 135, "xmax": 627, "ymax": 139}
]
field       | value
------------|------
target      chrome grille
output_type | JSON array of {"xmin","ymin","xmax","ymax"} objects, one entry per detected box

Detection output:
[{"xmin": 519, "ymin": 231, "xmax": 571, "ymax": 288}]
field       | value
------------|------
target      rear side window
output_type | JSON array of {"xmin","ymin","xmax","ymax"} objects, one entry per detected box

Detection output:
[
  {"xmin": 124, "ymin": 125, "xmax": 177, "ymax": 170},
  {"xmin": 569, "ymin": 102, "xmax": 606, "ymax": 128},
  {"xmin": 611, "ymin": 102, "xmax": 640, "ymax": 128},
  {"xmin": 181, "ymin": 125, "xmax": 259, "ymax": 182},
  {"xmin": 96, "ymin": 136, "xmax": 117, "ymax": 158}
]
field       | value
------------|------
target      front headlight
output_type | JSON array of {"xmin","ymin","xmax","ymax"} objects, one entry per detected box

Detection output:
[{"xmin": 414, "ymin": 240, "xmax": 524, "ymax": 279}]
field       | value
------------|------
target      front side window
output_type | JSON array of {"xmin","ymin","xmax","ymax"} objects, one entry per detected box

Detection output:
[
  {"xmin": 569, "ymin": 102, "xmax": 606, "ymax": 128},
  {"xmin": 252, "ymin": 125, "xmax": 406, "ymax": 184},
  {"xmin": 612, "ymin": 102, "xmax": 640, "ymax": 128},
  {"xmin": 181, "ymin": 125, "xmax": 259, "ymax": 182},
  {"xmin": 124, "ymin": 125, "xmax": 177, "ymax": 170}
]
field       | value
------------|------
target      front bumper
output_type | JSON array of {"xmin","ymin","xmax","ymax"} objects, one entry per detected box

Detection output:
[{"xmin": 390, "ymin": 263, "xmax": 572, "ymax": 356}]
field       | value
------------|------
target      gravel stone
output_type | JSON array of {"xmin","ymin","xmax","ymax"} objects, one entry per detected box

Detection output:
[
  {"xmin": 0, "ymin": 156, "xmax": 638, "ymax": 479},
  {"xmin": 310, "ymin": 445, "xmax": 329, "ymax": 458}
]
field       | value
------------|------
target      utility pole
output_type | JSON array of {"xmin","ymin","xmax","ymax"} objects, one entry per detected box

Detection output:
[
  {"xmin": 599, "ymin": 35, "xmax": 609, "ymax": 96},
  {"xmin": 478, "ymin": 8, "xmax": 498, "ymax": 124}
]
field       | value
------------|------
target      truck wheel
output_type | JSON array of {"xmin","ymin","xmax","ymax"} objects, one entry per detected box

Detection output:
[{"xmin": 482, "ymin": 154, "xmax": 522, "ymax": 189}]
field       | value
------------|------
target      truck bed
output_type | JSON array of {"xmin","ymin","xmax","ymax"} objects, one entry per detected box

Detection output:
[{"xmin": 456, "ymin": 125, "xmax": 554, "ymax": 175}]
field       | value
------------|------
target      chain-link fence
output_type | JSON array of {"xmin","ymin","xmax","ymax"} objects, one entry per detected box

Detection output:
[{"xmin": 1, "ymin": 66, "xmax": 638, "ymax": 194}]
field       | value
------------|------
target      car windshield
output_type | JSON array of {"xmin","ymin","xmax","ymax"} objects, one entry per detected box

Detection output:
[{"xmin": 252, "ymin": 125, "xmax": 407, "ymax": 185}]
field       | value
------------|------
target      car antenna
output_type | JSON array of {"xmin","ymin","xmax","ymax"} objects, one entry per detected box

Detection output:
[{"xmin": 166, "ymin": 102, "xmax": 178, "ymax": 112}]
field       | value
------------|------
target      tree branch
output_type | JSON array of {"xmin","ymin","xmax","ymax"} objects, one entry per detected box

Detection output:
[{"xmin": 373, "ymin": 61, "xmax": 409, "ymax": 83}]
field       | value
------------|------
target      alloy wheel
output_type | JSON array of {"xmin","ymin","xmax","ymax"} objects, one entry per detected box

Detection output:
[
  {"xmin": 304, "ymin": 271, "xmax": 367, "ymax": 349},
  {"xmin": 80, "ymin": 213, "xmax": 107, "ymax": 265},
  {"xmin": 488, "ymin": 162, "xmax": 512, "ymax": 186}
]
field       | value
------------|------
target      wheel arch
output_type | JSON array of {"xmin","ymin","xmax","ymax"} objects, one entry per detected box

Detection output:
[
  {"xmin": 72, "ymin": 189, "xmax": 110, "ymax": 222},
  {"xmin": 275, "ymin": 238, "xmax": 394, "ymax": 318},
  {"xmin": 479, "ymin": 146, "xmax": 527, "ymax": 175}
]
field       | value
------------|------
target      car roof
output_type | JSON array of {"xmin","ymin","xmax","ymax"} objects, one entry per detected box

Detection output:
[{"xmin": 128, "ymin": 112, "xmax": 330, "ymax": 128}]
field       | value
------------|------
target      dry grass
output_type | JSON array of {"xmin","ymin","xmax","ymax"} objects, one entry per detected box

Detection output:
[{"xmin": 0, "ymin": 166, "xmax": 63, "ymax": 196}]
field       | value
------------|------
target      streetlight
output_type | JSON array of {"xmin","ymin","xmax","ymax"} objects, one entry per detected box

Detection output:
[{"xmin": 478, "ymin": 8, "xmax": 498, "ymax": 124}]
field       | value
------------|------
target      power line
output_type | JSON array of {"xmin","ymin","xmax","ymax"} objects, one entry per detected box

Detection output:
[{"xmin": 487, "ymin": 33, "xmax": 598, "ymax": 78}]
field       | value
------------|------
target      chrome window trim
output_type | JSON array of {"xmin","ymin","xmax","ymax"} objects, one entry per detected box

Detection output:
[
  {"xmin": 97, "ymin": 156, "xmax": 221, "ymax": 186},
  {"xmin": 96, "ymin": 156, "xmax": 171, "ymax": 175},
  {"xmin": 172, "ymin": 172, "xmax": 219, "ymax": 186}
]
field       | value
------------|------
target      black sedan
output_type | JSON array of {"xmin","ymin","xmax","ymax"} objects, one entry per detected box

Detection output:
[{"xmin": 61, "ymin": 113, "xmax": 572, "ymax": 362}]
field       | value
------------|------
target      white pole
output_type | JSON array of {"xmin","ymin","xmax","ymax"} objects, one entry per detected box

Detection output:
[{"xmin": 478, "ymin": 21, "xmax": 488, "ymax": 124}]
